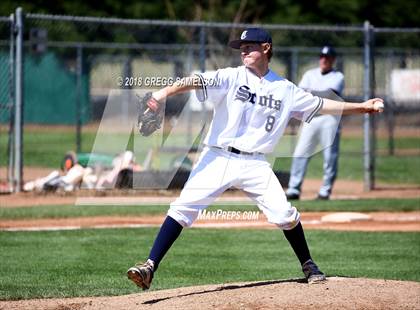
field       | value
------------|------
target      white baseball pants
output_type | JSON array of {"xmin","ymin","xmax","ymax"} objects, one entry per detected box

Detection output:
[{"xmin": 167, "ymin": 146, "xmax": 300, "ymax": 230}]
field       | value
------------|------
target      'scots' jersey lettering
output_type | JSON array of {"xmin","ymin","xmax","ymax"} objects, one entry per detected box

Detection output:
[
  {"xmin": 197, "ymin": 66, "xmax": 323, "ymax": 154},
  {"xmin": 235, "ymin": 85, "xmax": 282, "ymax": 111}
]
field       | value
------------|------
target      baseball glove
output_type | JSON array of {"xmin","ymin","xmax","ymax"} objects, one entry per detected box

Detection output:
[{"xmin": 136, "ymin": 92, "xmax": 164, "ymax": 136}]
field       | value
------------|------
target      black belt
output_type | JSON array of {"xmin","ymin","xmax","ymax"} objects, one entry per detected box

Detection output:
[
  {"xmin": 226, "ymin": 146, "xmax": 254, "ymax": 156},
  {"xmin": 226, "ymin": 146, "xmax": 246, "ymax": 155},
  {"xmin": 211, "ymin": 145, "xmax": 261, "ymax": 156}
]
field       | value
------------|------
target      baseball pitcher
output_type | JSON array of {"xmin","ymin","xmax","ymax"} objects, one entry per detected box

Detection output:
[{"xmin": 129, "ymin": 28, "xmax": 384, "ymax": 290}]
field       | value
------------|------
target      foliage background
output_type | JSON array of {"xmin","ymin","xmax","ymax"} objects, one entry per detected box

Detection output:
[{"xmin": 1, "ymin": 0, "xmax": 419, "ymax": 27}]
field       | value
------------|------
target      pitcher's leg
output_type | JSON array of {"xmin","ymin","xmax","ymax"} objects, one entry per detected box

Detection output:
[
  {"xmin": 128, "ymin": 147, "xmax": 235, "ymax": 289},
  {"xmin": 148, "ymin": 216, "xmax": 183, "ymax": 270},
  {"xmin": 240, "ymin": 160, "xmax": 300, "ymax": 229},
  {"xmin": 127, "ymin": 215, "xmax": 183, "ymax": 290},
  {"xmin": 240, "ymin": 161, "xmax": 325, "ymax": 283},
  {"xmin": 283, "ymin": 221, "xmax": 325, "ymax": 283}
]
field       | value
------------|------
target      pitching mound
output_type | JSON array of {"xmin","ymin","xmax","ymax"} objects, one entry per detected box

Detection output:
[{"xmin": 2, "ymin": 277, "xmax": 419, "ymax": 310}]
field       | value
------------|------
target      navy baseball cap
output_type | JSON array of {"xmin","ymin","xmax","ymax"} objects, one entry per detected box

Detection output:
[
  {"xmin": 320, "ymin": 46, "xmax": 336, "ymax": 57},
  {"xmin": 228, "ymin": 28, "xmax": 272, "ymax": 49}
]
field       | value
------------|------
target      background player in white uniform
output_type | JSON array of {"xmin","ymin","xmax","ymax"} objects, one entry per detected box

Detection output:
[
  {"xmin": 286, "ymin": 46, "xmax": 344, "ymax": 200},
  {"xmin": 127, "ymin": 28, "xmax": 384, "ymax": 290}
]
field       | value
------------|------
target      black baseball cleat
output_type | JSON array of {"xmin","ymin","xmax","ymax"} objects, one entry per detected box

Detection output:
[
  {"xmin": 316, "ymin": 194, "xmax": 329, "ymax": 200},
  {"xmin": 127, "ymin": 259, "xmax": 154, "ymax": 290},
  {"xmin": 286, "ymin": 193, "xmax": 300, "ymax": 200},
  {"xmin": 302, "ymin": 259, "xmax": 326, "ymax": 284}
]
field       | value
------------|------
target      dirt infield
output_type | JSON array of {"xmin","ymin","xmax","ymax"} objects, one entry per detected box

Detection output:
[
  {"xmin": 1, "ymin": 172, "xmax": 419, "ymax": 232},
  {"xmin": 1, "ymin": 175, "xmax": 419, "ymax": 208},
  {"xmin": 1, "ymin": 212, "xmax": 419, "ymax": 232},
  {"xmin": 1, "ymin": 277, "xmax": 419, "ymax": 310}
]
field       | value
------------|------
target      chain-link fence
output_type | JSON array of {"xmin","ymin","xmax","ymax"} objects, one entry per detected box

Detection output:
[
  {"xmin": 0, "ymin": 16, "xmax": 13, "ymax": 193},
  {"xmin": 371, "ymin": 29, "xmax": 420, "ymax": 186},
  {"xmin": 4, "ymin": 9, "xmax": 420, "ymax": 192}
]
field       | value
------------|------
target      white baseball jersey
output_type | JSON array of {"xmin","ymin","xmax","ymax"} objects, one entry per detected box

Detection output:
[
  {"xmin": 197, "ymin": 66, "xmax": 323, "ymax": 154},
  {"xmin": 299, "ymin": 68, "xmax": 344, "ymax": 95}
]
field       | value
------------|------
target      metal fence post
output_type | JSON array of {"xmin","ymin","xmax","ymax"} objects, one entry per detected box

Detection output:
[
  {"xmin": 8, "ymin": 13, "xmax": 15, "ymax": 192},
  {"xmin": 186, "ymin": 46, "xmax": 193, "ymax": 144},
  {"xmin": 289, "ymin": 48, "xmax": 299, "ymax": 150},
  {"xmin": 290, "ymin": 48, "xmax": 298, "ymax": 83},
  {"xmin": 363, "ymin": 21, "xmax": 374, "ymax": 191},
  {"xmin": 199, "ymin": 26, "xmax": 206, "ymax": 72},
  {"xmin": 122, "ymin": 56, "xmax": 132, "ymax": 122},
  {"xmin": 199, "ymin": 26, "xmax": 206, "ymax": 134},
  {"xmin": 76, "ymin": 45, "xmax": 83, "ymax": 153},
  {"xmin": 14, "ymin": 7, "xmax": 24, "ymax": 192}
]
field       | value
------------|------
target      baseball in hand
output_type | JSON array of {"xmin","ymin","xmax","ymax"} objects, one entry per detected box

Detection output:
[{"xmin": 373, "ymin": 100, "xmax": 384, "ymax": 112}]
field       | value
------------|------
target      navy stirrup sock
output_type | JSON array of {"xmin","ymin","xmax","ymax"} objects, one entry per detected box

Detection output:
[
  {"xmin": 148, "ymin": 216, "xmax": 183, "ymax": 270},
  {"xmin": 282, "ymin": 222, "xmax": 312, "ymax": 265}
]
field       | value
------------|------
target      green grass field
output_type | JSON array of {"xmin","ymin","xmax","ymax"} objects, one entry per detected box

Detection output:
[
  {"xmin": 1, "ymin": 128, "xmax": 419, "ymax": 184},
  {"xmin": 0, "ymin": 198, "xmax": 419, "ymax": 300},
  {"xmin": 0, "ymin": 228, "xmax": 418, "ymax": 300},
  {"xmin": 0, "ymin": 199, "xmax": 419, "ymax": 220}
]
